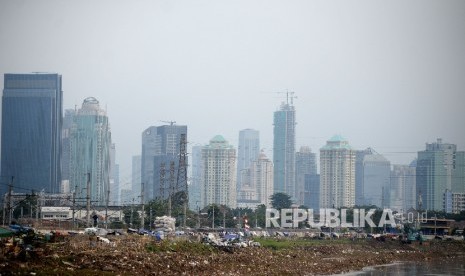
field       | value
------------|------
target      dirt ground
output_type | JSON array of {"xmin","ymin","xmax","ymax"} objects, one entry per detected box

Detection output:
[{"xmin": 1, "ymin": 235, "xmax": 465, "ymax": 275}]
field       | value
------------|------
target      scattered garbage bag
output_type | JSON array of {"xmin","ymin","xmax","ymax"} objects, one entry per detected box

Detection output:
[
  {"xmin": 84, "ymin": 227, "xmax": 108, "ymax": 236},
  {"xmin": 9, "ymin": 224, "xmax": 33, "ymax": 234},
  {"xmin": 155, "ymin": 231, "xmax": 164, "ymax": 241},
  {"xmin": 153, "ymin": 216, "xmax": 176, "ymax": 234}
]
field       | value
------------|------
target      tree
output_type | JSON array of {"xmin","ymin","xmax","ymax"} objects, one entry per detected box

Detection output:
[
  {"xmin": 123, "ymin": 205, "xmax": 140, "ymax": 228},
  {"xmin": 254, "ymin": 204, "xmax": 267, "ymax": 228},
  {"xmin": 270, "ymin": 193, "xmax": 293, "ymax": 210}
]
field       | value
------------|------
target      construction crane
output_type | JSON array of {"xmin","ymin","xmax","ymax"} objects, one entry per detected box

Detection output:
[
  {"xmin": 261, "ymin": 90, "xmax": 298, "ymax": 106},
  {"xmin": 160, "ymin": 120, "xmax": 176, "ymax": 126},
  {"xmin": 276, "ymin": 90, "xmax": 297, "ymax": 106}
]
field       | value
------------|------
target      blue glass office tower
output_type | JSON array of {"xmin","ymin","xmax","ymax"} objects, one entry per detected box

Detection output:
[
  {"xmin": 273, "ymin": 101, "xmax": 296, "ymax": 199},
  {"xmin": 141, "ymin": 124, "xmax": 187, "ymax": 201},
  {"xmin": 1, "ymin": 73, "xmax": 62, "ymax": 196}
]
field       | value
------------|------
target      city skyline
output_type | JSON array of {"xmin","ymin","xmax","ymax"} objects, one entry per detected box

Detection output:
[
  {"xmin": 1, "ymin": 72, "xmax": 463, "ymax": 212},
  {"xmin": 1, "ymin": 1, "xmax": 465, "ymax": 196}
]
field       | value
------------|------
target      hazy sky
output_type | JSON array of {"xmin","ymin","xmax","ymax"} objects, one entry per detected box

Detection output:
[{"xmin": 1, "ymin": 0, "xmax": 465, "ymax": 190}]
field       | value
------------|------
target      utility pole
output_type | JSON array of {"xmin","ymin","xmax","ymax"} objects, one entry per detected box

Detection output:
[
  {"xmin": 141, "ymin": 182, "xmax": 145, "ymax": 229},
  {"xmin": 86, "ymin": 173, "xmax": 91, "ymax": 227},
  {"xmin": 7, "ymin": 177, "xmax": 13, "ymax": 225},
  {"xmin": 36, "ymin": 192, "xmax": 39, "ymax": 226},
  {"xmin": 197, "ymin": 205, "xmax": 200, "ymax": 229},
  {"xmin": 149, "ymin": 206, "xmax": 153, "ymax": 231},
  {"xmin": 223, "ymin": 209, "xmax": 226, "ymax": 229},
  {"xmin": 160, "ymin": 163, "xmax": 165, "ymax": 200},
  {"xmin": 105, "ymin": 189, "xmax": 110, "ymax": 229},
  {"xmin": 72, "ymin": 186, "xmax": 76, "ymax": 229},
  {"xmin": 130, "ymin": 198, "xmax": 135, "ymax": 228},
  {"xmin": 2, "ymin": 197, "xmax": 5, "ymax": 226},
  {"xmin": 212, "ymin": 205, "xmax": 215, "ymax": 229}
]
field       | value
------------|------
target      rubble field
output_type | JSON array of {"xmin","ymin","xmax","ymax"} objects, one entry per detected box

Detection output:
[{"xmin": 1, "ymin": 234, "xmax": 465, "ymax": 275}]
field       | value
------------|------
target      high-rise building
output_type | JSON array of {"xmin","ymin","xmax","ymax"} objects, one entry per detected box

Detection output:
[
  {"xmin": 69, "ymin": 97, "xmax": 111, "ymax": 206},
  {"xmin": 201, "ymin": 135, "xmax": 236, "ymax": 208},
  {"xmin": 141, "ymin": 124, "xmax": 187, "ymax": 201},
  {"xmin": 362, "ymin": 149, "xmax": 391, "ymax": 208},
  {"xmin": 305, "ymin": 174, "xmax": 320, "ymax": 210},
  {"xmin": 453, "ymin": 151, "xmax": 465, "ymax": 194},
  {"xmin": 61, "ymin": 109, "xmax": 76, "ymax": 193},
  {"xmin": 109, "ymin": 143, "xmax": 120, "ymax": 205},
  {"xmin": 132, "ymin": 155, "xmax": 141, "ymax": 203},
  {"xmin": 295, "ymin": 146, "xmax": 317, "ymax": 205},
  {"xmin": 355, "ymin": 149, "xmax": 371, "ymax": 206},
  {"xmin": 416, "ymin": 138, "xmax": 465, "ymax": 211},
  {"xmin": 273, "ymin": 100, "xmax": 296, "ymax": 199},
  {"xmin": 250, "ymin": 151, "xmax": 274, "ymax": 207},
  {"xmin": 237, "ymin": 129, "xmax": 260, "ymax": 192},
  {"xmin": 390, "ymin": 164, "xmax": 416, "ymax": 212},
  {"xmin": 120, "ymin": 189, "xmax": 133, "ymax": 205},
  {"xmin": 320, "ymin": 135, "xmax": 355, "ymax": 208},
  {"xmin": 189, "ymin": 145, "xmax": 202, "ymax": 211},
  {"xmin": 1, "ymin": 73, "xmax": 62, "ymax": 196}
]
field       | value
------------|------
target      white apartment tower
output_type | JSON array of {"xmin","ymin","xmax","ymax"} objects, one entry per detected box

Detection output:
[
  {"xmin": 250, "ymin": 151, "xmax": 274, "ymax": 207},
  {"xmin": 320, "ymin": 135, "xmax": 356, "ymax": 208},
  {"xmin": 201, "ymin": 135, "xmax": 237, "ymax": 208}
]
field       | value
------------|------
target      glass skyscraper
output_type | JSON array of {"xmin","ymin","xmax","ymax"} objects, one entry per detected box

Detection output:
[
  {"xmin": 362, "ymin": 149, "xmax": 391, "ymax": 208},
  {"xmin": 416, "ymin": 138, "xmax": 465, "ymax": 211},
  {"xmin": 189, "ymin": 145, "xmax": 202, "ymax": 211},
  {"xmin": 1, "ymin": 73, "xmax": 62, "ymax": 196},
  {"xmin": 237, "ymin": 129, "xmax": 260, "ymax": 192},
  {"xmin": 61, "ymin": 109, "xmax": 76, "ymax": 193},
  {"xmin": 69, "ymin": 97, "xmax": 111, "ymax": 206},
  {"xmin": 141, "ymin": 124, "xmax": 187, "ymax": 201},
  {"xmin": 295, "ymin": 146, "xmax": 317, "ymax": 205},
  {"xmin": 273, "ymin": 101, "xmax": 296, "ymax": 199}
]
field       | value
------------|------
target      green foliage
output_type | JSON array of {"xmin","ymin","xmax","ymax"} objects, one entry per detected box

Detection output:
[
  {"xmin": 270, "ymin": 193, "xmax": 293, "ymax": 210},
  {"xmin": 144, "ymin": 197, "xmax": 192, "ymax": 228},
  {"xmin": 255, "ymin": 204, "xmax": 267, "ymax": 228},
  {"xmin": 146, "ymin": 240, "xmax": 216, "ymax": 254},
  {"xmin": 109, "ymin": 220, "xmax": 125, "ymax": 229},
  {"xmin": 123, "ymin": 206, "xmax": 140, "ymax": 228},
  {"xmin": 253, "ymin": 237, "xmax": 351, "ymax": 250}
]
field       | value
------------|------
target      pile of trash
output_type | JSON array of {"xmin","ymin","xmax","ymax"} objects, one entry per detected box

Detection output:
[
  {"xmin": 153, "ymin": 216, "xmax": 175, "ymax": 232},
  {"xmin": 202, "ymin": 232, "xmax": 261, "ymax": 249}
]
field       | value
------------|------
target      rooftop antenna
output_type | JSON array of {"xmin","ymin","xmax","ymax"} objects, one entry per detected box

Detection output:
[{"xmin": 275, "ymin": 90, "xmax": 297, "ymax": 106}]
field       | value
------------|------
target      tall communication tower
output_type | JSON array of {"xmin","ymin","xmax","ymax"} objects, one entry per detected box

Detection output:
[
  {"xmin": 168, "ymin": 161, "xmax": 175, "ymax": 217},
  {"xmin": 176, "ymin": 134, "xmax": 188, "ymax": 227}
]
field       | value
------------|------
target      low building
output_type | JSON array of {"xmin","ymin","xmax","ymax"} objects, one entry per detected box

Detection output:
[
  {"xmin": 41, "ymin": 206, "xmax": 72, "ymax": 220},
  {"xmin": 418, "ymin": 218, "xmax": 454, "ymax": 236}
]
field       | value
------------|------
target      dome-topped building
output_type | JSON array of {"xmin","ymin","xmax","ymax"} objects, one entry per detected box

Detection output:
[
  {"xmin": 69, "ymin": 97, "xmax": 112, "ymax": 206},
  {"xmin": 78, "ymin": 97, "xmax": 106, "ymax": 116}
]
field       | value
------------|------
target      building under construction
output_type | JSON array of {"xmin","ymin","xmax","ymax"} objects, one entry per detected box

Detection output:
[{"xmin": 273, "ymin": 93, "xmax": 296, "ymax": 200}]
